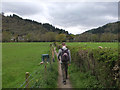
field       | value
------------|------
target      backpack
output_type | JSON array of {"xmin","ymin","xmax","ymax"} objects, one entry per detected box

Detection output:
[{"xmin": 61, "ymin": 48, "xmax": 69, "ymax": 62}]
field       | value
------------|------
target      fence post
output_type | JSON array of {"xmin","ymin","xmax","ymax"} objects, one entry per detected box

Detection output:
[
  {"xmin": 51, "ymin": 47, "xmax": 55, "ymax": 62},
  {"xmin": 25, "ymin": 72, "xmax": 29, "ymax": 88},
  {"xmin": 45, "ymin": 58, "xmax": 47, "ymax": 73}
]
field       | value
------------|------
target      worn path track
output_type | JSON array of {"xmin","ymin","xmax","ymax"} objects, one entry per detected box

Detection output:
[{"xmin": 54, "ymin": 47, "xmax": 72, "ymax": 88}]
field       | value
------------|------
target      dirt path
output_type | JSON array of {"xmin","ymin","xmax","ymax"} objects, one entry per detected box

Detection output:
[{"xmin": 54, "ymin": 47, "xmax": 73, "ymax": 88}]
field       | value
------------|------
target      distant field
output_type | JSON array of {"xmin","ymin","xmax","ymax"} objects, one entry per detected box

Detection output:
[
  {"xmin": 2, "ymin": 42, "xmax": 51, "ymax": 88},
  {"xmin": 66, "ymin": 42, "xmax": 118, "ymax": 49}
]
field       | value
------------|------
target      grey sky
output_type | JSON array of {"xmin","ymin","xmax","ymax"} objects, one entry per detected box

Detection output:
[{"xmin": 2, "ymin": 0, "xmax": 118, "ymax": 34}]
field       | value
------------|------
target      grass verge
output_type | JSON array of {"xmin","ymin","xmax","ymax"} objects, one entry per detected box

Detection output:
[{"xmin": 69, "ymin": 63, "xmax": 102, "ymax": 88}]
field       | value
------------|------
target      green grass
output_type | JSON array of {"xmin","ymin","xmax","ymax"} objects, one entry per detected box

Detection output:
[
  {"xmin": 30, "ymin": 58, "xmax": 58, "ymax": 88},
  {"xmin": 69, "ymin": 63, "xmax": 102, "ymax": 88},
  {"xmin": 2, "ymin": 42, "xmax": 52, "ymax": 88},
  {"xmin": 66, "ymin": 42, "xmax": 118, "ymax": 49}
]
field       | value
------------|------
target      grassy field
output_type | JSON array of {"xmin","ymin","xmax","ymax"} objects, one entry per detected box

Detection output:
[
  {"xmin": 2, "ymin": 42, "xmax": 52, "ymax": 88},
  {"xmin": 66, "ymin": 42, "xmax": 118, "ymax": 49}
]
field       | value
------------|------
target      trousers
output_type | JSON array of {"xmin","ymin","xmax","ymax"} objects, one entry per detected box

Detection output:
[{"xmin": 61, "ymin": 62, "xmax": 68, "ymax": 82}]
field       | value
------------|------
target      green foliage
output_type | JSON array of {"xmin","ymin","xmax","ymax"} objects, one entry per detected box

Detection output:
[
  {"xmin": 2, "ymin": 31, "xmax": 11, "ymax": 42},
  {"xmin": 93, "ymin": 48, "xmax": 118, "ymax": 68},
  {"xmin": 69, "ymin": 63, "xmax": 102, "ymax": 88},
  {"xmin": 75, "ymin": 33, "xmax": 118, "ymax": 42},
  {"xmin": 31, "ymin": 61, "xmax": 58, "ymax": 88},
  {"xmin": 40, "ymin": 32, "xmax": 57, "ymax": 42}
]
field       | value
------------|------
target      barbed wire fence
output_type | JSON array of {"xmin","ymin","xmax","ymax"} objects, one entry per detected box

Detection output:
[{"xmin": 17, "ymin": 44, "xmax": 55, "ymax": 89}]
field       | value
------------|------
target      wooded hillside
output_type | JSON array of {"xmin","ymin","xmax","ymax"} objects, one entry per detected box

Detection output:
[
  {"xmin": 2, "ymin": 14, "xmax": 69, "ymax": 42},
  {"xmin": 74, "ymin": 22, "xmax": 119, "ymax": 42}
]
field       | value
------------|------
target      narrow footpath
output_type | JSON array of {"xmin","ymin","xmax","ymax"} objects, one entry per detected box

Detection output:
[{"xmin": 54, "ymin": 47, "xmax": 72, "ymax": 88}]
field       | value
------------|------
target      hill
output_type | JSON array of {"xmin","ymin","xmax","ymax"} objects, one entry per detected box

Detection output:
[
  {"xmin": 2, "ymin": 14, "xmax": 69, "ymax": 42},
  {"xmin": 74, "ymin": 21, "xmax": 119, "ymax": 42},
  {"xmin": 83, "ymin": 21, "xmax": 119, "ymax": 34}
]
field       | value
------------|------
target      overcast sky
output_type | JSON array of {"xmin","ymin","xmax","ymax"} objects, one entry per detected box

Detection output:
[{"xmin": 2, "ymin": 0, "xmax": 119, "ymax": 34}]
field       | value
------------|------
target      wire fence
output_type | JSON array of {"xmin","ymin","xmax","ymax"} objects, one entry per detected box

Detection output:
[{"xmin": 17, "ymin": 44, "xmax": 55, "ymax": 89}]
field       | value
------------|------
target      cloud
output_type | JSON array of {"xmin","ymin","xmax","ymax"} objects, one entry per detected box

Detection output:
[
  {"xmin": 47, "ymin": 2, "xmax": 118, "ymax": 27},
  {"xmin": 2, "ymin": 2, "xmax": 42, "ymax": 16},
  {"xmin": 2, "ymin": 1, "xmax": 118, "ymax": 34}
]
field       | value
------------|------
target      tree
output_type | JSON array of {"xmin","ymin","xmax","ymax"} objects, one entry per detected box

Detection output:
[
  {"xmin": 26, "ymin": 33, "xmax": 33, "ymax": 42},
  {"xmin": 2, "ymin": 31, "xmax": 11, "ymax": 42},
  {"xmin": 91, "ymin": 34, "xmax": 99, "ymax": 42},
  {"xmin": 66, "ymin": 34, "xmax": 75, "ymax": 42},
  {"xmin": 40, "ymin": 32, "xmax": 57, "ymax": 42},
  {"xmin": 0, "ymin": 32, "xmax": 2, "ymax": 42},
  {"xmin": 46, "ymin": 32, "xmax": 57, "ymax": 41},
  {"xmin": 56, "ymin": 34, "xmax": 66, "ymax": 42}
]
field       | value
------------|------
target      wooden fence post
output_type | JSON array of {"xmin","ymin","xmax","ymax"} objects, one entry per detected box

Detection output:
[
  {"xmin": 45, "ymin": 58, "xmax": 47, "ymax": 73},
  {"xmin": 25, "ymin": 72, "xmax": 29, "ymax": 88}
]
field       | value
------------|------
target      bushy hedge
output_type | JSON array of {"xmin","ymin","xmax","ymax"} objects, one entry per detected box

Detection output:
[{"xmin": 70, "ymin": 46, "xmax": 119, "ymax": 87}]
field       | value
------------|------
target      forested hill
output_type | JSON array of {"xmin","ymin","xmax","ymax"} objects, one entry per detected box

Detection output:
[
  {"xmin": 2, "ymin": 14, "xmax": 69, "ymax": 42},
  {"xmin": 83, "ymin": 21, "xmax": 120, "ymax": 34},
  {"xmin": 2, "ymin": 14, "xmax": 68, "ymax": 35},
  {"xmin": 74, "ymin": 21, "xmax": 119, "ymax": 42}
]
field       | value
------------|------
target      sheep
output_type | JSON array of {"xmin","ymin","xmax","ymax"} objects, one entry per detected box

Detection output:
[{"xmin": 98, "ymin": 46, "xmax": 103, "ymax": 49}]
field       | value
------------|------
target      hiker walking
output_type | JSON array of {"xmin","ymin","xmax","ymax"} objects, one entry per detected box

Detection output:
[{"xmin": 57, "ymin": 42, "xmax": 71, "ymax": 85}]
